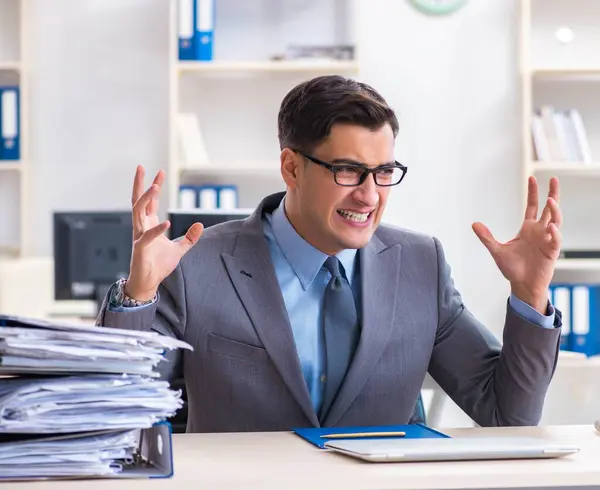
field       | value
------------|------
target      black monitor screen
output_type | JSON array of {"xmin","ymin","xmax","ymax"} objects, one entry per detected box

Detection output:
[
  {"xmin": 168, "ymin": 208, "xmax": 253, "ymax": 239},
  {"xmin": 53, "ymin": 212, "xmax": 133, "ymax": 301}
]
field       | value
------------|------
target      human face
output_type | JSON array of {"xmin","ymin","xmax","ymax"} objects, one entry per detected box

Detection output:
[{"xmin": 282, "ymin": 123, "xmax": 397, "ymax": 255}]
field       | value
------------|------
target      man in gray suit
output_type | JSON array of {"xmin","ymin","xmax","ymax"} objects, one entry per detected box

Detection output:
[{"xmin": 97, "ymin": 75, "xmax": 564, "ymax": 432}]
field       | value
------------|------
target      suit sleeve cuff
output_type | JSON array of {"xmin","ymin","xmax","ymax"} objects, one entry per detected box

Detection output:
[
  {"xmin": 509, "ymin": 293, "xmax": 556, "ymax": 329},
  {"xmin": 107, "ymin": 301, "xmax": 156, "ymax": 312},
  {"xmin": 108, "ymin": 283, "xmax": 159, "ymax": 312}
]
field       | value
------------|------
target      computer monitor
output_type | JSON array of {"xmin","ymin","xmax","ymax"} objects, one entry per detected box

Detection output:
[
  {"xmin": 53, "ymin": 211, "xmax": 133, "ymax": 309},
  {"xmin": 168, "ymin": 208, "xmax": 254, "ymax": 239}
]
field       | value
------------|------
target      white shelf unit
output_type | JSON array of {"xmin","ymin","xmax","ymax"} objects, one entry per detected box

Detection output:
[
  {"xmin": 532, "ymin": 68, "xmax": 600, "ymax": 78},
  {"xmin": 177, "ymin": 59, "xmax": 359, "ymax": 74},
  {"xmin": 532, "ymin": 162, "xmax": 600, "ymax": 175},
  {"xmin": 0, "ymin": 61, "xmax": 20, "ymax": 71},
  {"xmin": 0, "ymin": 0, "xmax": 29, "ymax": 258},
  {"xmin": 556, "ymin": 259, "xmax": 600, "ymax": 271},
  {"xmin": 167, "ymin": 0, "xmax": 359, "ymax": 211},
  {"xmin": 520, "ymin": 0, "xmax": 600, "ymax": 275}
]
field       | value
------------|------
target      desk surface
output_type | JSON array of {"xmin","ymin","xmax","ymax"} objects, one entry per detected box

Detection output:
[{"xmin": 6, "ymin": 425, "xmax": 600, "ymax": 490}]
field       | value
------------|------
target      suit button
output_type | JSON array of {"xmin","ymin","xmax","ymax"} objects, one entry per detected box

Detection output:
[{"xmin": 320, "ymin": 375, "xmax": 326, "ymax": 383}]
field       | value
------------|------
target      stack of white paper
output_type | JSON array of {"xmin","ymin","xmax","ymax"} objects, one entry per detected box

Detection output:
[
  {"xmin": 0, "ymin": 375, "xmax": 183, "ymax": 433},
  {"xmin": 0, "ymin": 314, "xmax": 190, "ymax": 376},
  {"xmin": 0, "ymin": 314, "xmax": 193, "ymax": 480},
  {"xmin": 0, "ymin": 429, "xmax": 139, "ymax": 477}
]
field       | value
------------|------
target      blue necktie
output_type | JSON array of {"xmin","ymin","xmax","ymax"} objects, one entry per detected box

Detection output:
[{"xmin": 320, "ymin": 256, "xmax": 360, "ymax": 421}]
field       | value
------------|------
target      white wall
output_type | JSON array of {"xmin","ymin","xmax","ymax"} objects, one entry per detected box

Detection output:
[{"xmin": 27, "ymin": 0, "xmax": 169, "ymax": 256}]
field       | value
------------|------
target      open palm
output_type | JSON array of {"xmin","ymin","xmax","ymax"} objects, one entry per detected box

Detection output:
[
  {"xmin": 472, "ymin": 176, "xmax": 562, "ymax": 313},
  {"xmin": 125, "ymin": 166, "xmax": 204, "ymax": 301}
]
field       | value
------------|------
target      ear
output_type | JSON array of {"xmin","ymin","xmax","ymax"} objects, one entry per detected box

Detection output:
[{"xmin": 281, "ymin": 148, "xmax": 302, "ymax": 189}]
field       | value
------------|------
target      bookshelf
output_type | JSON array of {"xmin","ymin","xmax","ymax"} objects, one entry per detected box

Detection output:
[
  {"xmin": 520, "ymin": 0, "xmax": 600, "ymax": 274},
  {"xmin": 177, "ymin": 59, "xmax": 359, "ymax": 74},
  {"xmin": 167, "ymin": 0, "xmax": 360, "ymax": 211},
  {"xmin": 532, "ymin": 68, "xmax": 600, "ymax": 79},
  {"xmin": 556, "ymin": 259, "xmax": 600, "ymax": 271},
  {"xmin": 532, "ymin": 162, "xmax": 600, "ymax": 175},
  {"xmin": 0, "ymin": 163, "xmax": 21, "ymax": 172},
  {"xmin": 0, "ymin": 61, "xmax": 20, "ymax": 71},
  {"xmin": 0, "ymin": 0, "xmax": 29, "ymax": 258}
]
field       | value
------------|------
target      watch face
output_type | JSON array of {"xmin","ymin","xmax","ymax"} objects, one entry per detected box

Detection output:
[{"xmin": 409, "ymin": 0, "xmax": 468, "ymax": 15}]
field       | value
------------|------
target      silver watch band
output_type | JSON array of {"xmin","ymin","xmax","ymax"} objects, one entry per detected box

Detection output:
[{"xmin": 112, "ymin": 278, "xmax": 156, "ymax": 308}]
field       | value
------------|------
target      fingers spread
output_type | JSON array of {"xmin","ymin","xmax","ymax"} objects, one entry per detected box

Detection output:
[{"xmin": 524, "ymin": 176, "xmax": 539, "ymax": 220}]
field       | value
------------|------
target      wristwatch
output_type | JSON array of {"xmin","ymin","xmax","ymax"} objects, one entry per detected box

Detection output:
[{"xmin": 111, "ymin": 278, "xmax": 156, "ymax": 307}]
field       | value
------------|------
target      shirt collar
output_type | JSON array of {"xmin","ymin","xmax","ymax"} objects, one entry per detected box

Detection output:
[{"xmin": 270, "ymin": 197, "xmax": 358, "ymax": 290}]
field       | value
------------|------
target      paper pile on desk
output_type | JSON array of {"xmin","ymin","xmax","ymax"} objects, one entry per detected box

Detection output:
[
  {"xmin": 0, "ymin": 429, "xmax": 139, "ymax": 478},
  {"xmin": 0, "ymin": 314, "xmax": 189, "ymax": 376},
  {"xmin": 0, "ymin": 314, "xmax": 192, "ymax": 479},
  {"xmin": 0, "ymin": 375, "xmax": 182, "ymax": 433}
]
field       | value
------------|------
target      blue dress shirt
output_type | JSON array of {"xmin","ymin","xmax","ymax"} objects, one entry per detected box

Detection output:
[
  {"xmin": 262, "ymin": 200, "xmax": 360, "ymax": 414},
  {"xmin": 110, "ymin": 198, "xmax": 557, "ymax": 414}
]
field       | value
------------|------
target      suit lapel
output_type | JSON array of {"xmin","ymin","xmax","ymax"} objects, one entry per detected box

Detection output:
[
  {"xmin": 221, "ymin": 217, "xmax": 319, "ymax": 428},
  {"xmin": 323, "ymin": 236, "xmax": 402, "ymax": 427}
]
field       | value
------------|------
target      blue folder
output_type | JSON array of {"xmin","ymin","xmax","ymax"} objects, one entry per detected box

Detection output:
[
  {"xmin": 294, "ymin": 423, "xmax": 450, "ymax": 449},
  {"xmin": 194, "ymin": 0, "xmax": 214, "ymax": 61},
  {"xmin": 178, "ymin": 0, "xmax": 195, "ymax": 60},
  {"xmin": 0, "ymin": 86, "xmax": 20, "ymax": 160}
]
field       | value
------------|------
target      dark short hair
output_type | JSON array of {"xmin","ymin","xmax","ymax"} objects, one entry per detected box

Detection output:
[{"xmin": 277, "ymin": 75, "xmax": 399, "ymax": 152}]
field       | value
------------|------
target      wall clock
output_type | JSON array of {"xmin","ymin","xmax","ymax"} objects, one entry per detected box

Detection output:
[{"xmin": 408, "ymin": 0, "xmax": 468, "ymax": 16}]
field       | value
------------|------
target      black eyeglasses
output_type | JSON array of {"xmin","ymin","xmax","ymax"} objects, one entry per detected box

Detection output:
[{"xmin": 293, "ymin": 150, "xmax": 407, "ymax": 187}]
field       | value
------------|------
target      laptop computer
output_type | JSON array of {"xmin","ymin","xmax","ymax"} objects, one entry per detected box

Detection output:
[{"xmin": 324, "ymin": 436, "xmax": 579, "ymax": 463}]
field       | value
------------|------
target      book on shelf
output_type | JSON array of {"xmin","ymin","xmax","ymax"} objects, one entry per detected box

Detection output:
[
  {"xmin": 549, "ymin": 284, "xmax": 600, "ymax": 357},
  {"xmin": 0, "ymin": 86, "xmax": 20, "ymax": 161},
  {"xmin": 270, "ymin": 45, "xmax": 355, "ymax": 63},
  {"xmin": 178, "ymin": 184, "xmax": 238, "ymax": 210},
  {"xmin": 531, "ymin": 105, "xmax": 592, "ymax": 163},
  {"xmin": 177, "ymin": 0, "xmax": 214, "ymax": 61}
]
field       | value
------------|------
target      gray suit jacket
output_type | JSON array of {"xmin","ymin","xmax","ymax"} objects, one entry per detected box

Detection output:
[{"xmin": 97, "ymin": 192, "xmax": 562, "ymax": 432}]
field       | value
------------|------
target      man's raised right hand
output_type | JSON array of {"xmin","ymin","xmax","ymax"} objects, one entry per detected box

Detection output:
[{"xmin": 124, "ymin": 165, "xmax": 204, "ymax": 302}]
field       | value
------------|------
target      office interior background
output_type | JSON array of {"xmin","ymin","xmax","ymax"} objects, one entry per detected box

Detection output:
[{"xmin": 0, "ymin": 0, "xmax": 599, "ymax": 429}]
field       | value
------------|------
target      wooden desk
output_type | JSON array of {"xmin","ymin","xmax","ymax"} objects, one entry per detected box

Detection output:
[{"xmin": 6, "ymin": 425, "xmax": 600, "ymax": 489}]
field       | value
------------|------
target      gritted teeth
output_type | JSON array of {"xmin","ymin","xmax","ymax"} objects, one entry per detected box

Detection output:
[{"xmin": 337, "ymin": 209, "xmax": 370, "ymax": 223}]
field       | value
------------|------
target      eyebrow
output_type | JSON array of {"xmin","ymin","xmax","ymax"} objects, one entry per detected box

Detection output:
[{"xmin": 331, "ymin": 158, "xmax": 397, "ymax": 168}]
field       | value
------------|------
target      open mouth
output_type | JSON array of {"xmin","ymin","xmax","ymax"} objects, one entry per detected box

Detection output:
[{"xmin": 337, "ymin": 209, "xmax": 372, "ymax": 224}]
